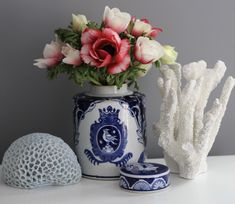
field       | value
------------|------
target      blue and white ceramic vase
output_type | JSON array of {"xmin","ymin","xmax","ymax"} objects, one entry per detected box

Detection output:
[{"xmin": 73, "ymin": 84, "xmax": 146, "ymax": 180}]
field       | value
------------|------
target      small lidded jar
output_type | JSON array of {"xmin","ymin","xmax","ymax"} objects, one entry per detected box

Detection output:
[{"xmin": 119, "ymin": 162, "xmax": 170, "ymax": 192}]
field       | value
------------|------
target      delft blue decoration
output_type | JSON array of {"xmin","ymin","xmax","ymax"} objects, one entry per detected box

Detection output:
[
  {"xmin": 117, "ymin": 94, "xmax": 146, "ymax": 144},
  {"xmin": 84, "ymin": 106, "xmax": 133, "ymax": 167},
  {"xmin": 119, "ymin": 162, "xmax": 170, "ymax": 192},
  {"xmin": 73, "ymin": 95, "xmax": 103, "ymax": 147},
  {"xmin": 73, "ymin": 92, "xmax": 146, "ymax": 147},
  {"xmin": 73, "ymin": 91, "xmax": 146, "ymax": 178},
  {"xmin": 1, "ymin": 133, "xmax": 81, "ymax": 189},
  {"xmin": 137, "ymin": 151, "xmax": 146, "ymax": 163}
]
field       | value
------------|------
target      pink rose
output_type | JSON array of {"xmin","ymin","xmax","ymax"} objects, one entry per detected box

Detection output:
[
  {"xmin": 131, "ymin": 19, "xmax": 162, "ymax": 38},
  {"xmin": 34, "ymin": 40, "xmax": 63, "ymax": 69},
  {"xmin": 103, "ymin": 6, "xmax": 131, "ymax": 33},
  {"xmin": 80, "ymin": 28, "xmax": 131, "ymax": 74},
  {"xmin": 134, "ymin": 36, "xmax": 164, "ymax": 64}
]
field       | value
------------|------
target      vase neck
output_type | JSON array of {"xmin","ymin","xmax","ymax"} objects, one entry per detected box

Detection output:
[{"xmin": 86, "ymin": 84, "xmax": 133, "ymax": 97}]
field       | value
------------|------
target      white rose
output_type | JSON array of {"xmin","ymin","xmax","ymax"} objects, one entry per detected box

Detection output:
[
  {"xmin": 134, "ymin": 37, "xmax": 164, "ymax": 64},
  {"xmin": 103, "ymin": 6, "xmax": 131, "ymax": 33}
]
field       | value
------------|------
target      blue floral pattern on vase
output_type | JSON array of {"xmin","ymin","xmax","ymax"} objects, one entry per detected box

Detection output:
[{"xmin": 84, "ymin": 106, "xmax": 133, "ymax": 167}]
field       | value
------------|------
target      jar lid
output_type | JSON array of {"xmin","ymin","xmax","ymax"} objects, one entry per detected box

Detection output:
[{"xmin": 119, "ymin": 162, "xmax": 170, "ymax": 192}]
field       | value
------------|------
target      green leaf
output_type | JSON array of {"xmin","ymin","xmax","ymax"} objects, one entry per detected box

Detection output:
[
  {"xmin": 55, "ymin": 28, "xmax": 81, "ymax": 48},
  {"xmin": 87, "ymin": 21, "xmax": 100, "ymax": 29},
  {"xmin": 87, "ymin": 75, "xmax": 102, "ymax": 86},
  {"xmin": 106, "ymin": 75, "xmax": 114, "ymax": 85},
  {"xmin": 119, "ymin": 70, "xmax": 129, "ymax": 85},
  {"xmin": 155, "ymin": 60, "xmax": 161, "ymax": 68},
  {"xmin": 73, "ymin": 70, "xmax": 83, "ymax": 85},
  {"xmin": 47, "ymin": 63, "xmax": 73, "ymax": 80}
]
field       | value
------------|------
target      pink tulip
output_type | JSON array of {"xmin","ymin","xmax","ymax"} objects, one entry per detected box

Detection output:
[
  {"xmin": 134, "ymin": 36, "xmax": 164, "ymax": 64},
  {"xmin": 34, "ymin": 40, "xmax": 63, "ymax": 69},
  {"xmin": 131, "ymin": 19, "xmax": 162, "ymax": 38},
  {"xmin": 103, "ymin": 6, "xmax": 131, "ymax": 33},
  {"xmin": 80, "ymin": 28, "xmax": 130, "ymax": 74},
  {"xmin": 62, "ymin": 44, "xmax": 82, "ymax": 66}
]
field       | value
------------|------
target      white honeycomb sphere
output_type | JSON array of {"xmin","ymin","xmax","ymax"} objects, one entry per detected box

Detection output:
[{"xmin": 1, "ymin": 133, "xmax": 81, "ymax": 189}]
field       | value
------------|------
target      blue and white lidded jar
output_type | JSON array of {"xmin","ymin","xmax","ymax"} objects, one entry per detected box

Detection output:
[
  {"xmin": 120, "ymin": 162, "xmax": 170, "ymax": 192},
  {"xmin": 73, "ymin": 84, "xmax": 146, "ymax": 180}
]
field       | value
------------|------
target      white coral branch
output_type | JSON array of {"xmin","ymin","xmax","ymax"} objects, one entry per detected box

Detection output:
[
  {"xmin": 194, "ymin": 61, "xmax": 226, "ymax": 143},
  {"xmin": 155, "ymin": 60, "xmax": 234, "ymax": 179},
  {"xmin": 206, "ymin": 76, "xmax": 235, "ymax": 154}
]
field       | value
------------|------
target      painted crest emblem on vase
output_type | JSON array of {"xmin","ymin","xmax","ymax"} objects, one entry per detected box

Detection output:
[{"xmin": 84, "ymin": 106, "xmax": 133, "ymax": 166}]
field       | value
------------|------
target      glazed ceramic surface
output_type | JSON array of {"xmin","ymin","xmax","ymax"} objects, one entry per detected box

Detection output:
[
  {"xmin": 73, "ymin": 85, "xmax": 146, "ymax": 179},
  {"xmin": 120, "ymin": 162, "xmax": 170, "ymax": 192}
]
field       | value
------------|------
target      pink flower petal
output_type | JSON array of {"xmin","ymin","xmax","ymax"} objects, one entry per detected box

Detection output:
[
  {"xmin": 148, "ymin": 27, "xmax": 163, "ymax": 38},
  {"xmin": 34, "ymin": 58, "xmax": 59, "ymax": 69},
  {"xmin": 97, "ymin": 49, "xmax": 109, "ymax": 59},
  {"xmin": 134, "ymin": 43, "xmax": 142, "ymax": 62},
  {"xmin": 81, "ymin": 28, "xmax": 102, "ymax": 45},
  {"xmin": 131, "ymin": 29, "xmax": 143, "ymax": 37},
  {"xmin": 92, "ymin": 38, "xmax": 115, "ymax": 56},
  {"xmin": 134, "ymin": 43, "xmax": 152, "ymax": 64},
  {"xmin": 107, "ymin": 54, "xmax": 130, "ymax": 74},
  {"xmin": 140, "ymin": 18, "xmax": 150, "ymax": 23},
  {"xmin": 97, "ymin": 51, "xmax": 112, "ymax": 68},
  {"xmin": 102, "ymin": 28, "xmax": 121, "ymax": 46},
  {"xmin": 131, "ymin": 16, "xmax": 136, "ymax": 22},
  {"xmin": 115, "ymin": 39, "xmax": 130, "ymax": 63},
  {"xmin": 44, "ymin": 42, "xmax": 61, "ymax": 57},
  {"xmin": 81, "ymin": 44, "xmax": 99, "ymax": 66},
  {"xmin": 89, "ymin": 48, "xmax": 100, "ymax": 60},
  {"xmin": 43, "ymin": 41, "xmax": 63, "ymax": 59},
  {"xmin": 62, "ymin": 50, "xmax": 82, "ymax": 66}
]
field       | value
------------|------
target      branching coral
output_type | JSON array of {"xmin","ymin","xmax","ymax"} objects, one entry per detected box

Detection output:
[{"xmin": 154, "ymin": 61, "xmax": 235, "ymax": 179}]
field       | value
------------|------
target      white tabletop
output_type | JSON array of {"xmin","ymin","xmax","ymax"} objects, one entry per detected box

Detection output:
[{"xmin": 0, "ymin": 155, "xmax": 234, "ymax": 204}]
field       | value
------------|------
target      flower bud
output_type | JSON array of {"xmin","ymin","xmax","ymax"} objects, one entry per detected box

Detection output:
[
  {"xmin": 160, "ymin": 45, "xmax": 178, "ymax": 65},
  {"xmin": 72, "ymin": 14, "xmax": 88, "ymax": 32}
]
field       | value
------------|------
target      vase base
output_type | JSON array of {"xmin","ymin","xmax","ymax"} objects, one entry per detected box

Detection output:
[{"xmin": 82, "ymin": 174, "xmax": 120, "ymax": 181}]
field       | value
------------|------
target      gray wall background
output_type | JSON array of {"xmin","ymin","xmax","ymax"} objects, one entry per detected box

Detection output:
[{"xmin": 0, "ymin": 0, "xmax": 235, "ymax": 161}]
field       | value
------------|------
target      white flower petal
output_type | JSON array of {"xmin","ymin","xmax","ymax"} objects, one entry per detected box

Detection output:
[
  {"xmin": 72, "ymin": 14, "xmax": 88, "ymax": 31},
  {"xmin": 43, "ymin": 41, "xmax": 61, "ymax": 58},
  {"xmin": 103, "ymin": 6, "xmax": 131, "ymax": 33},
  {"xmin": 134, "ymin": 37, "xmax": 164, "ymax": 64}
]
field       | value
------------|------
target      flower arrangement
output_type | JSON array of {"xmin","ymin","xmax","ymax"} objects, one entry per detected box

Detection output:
[{"xmin": 34, "ymin": 6, "xmax": 177, "ymax": 89}]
